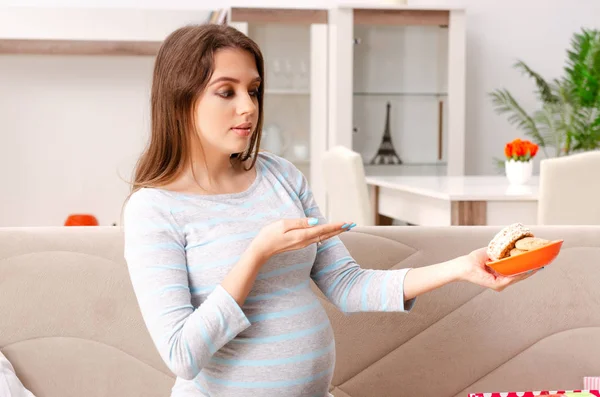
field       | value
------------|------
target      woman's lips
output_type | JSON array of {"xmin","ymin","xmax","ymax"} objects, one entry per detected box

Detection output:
[{"xmin": 232, "ymin": 123, "xmax": 252, "ymax": 137}]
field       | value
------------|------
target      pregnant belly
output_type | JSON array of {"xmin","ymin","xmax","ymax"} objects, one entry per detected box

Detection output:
[{"xmin": 196, "ymin": 295, "xmax": 336, "ymax": 397}]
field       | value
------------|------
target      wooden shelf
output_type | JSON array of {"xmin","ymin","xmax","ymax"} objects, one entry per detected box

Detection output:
[
  {"xmin": 0, "ymin": 7, "xmax": 211, "ymax": 56},
  {"xmin": 353, "ymin": 9, "xmax": 450, "ymax": 26},
  {"xmin": 0, "ymin": 38, "xmax": 161, "ymax": 56},
  {"xmin": 230, "ymin": 8, "xmax": 328, "ymax": 25}
]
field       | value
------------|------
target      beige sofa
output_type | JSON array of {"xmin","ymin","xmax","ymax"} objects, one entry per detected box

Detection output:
[{"xmin": 1, "ymin": 226, "xmax": 599, "ymax": 397}]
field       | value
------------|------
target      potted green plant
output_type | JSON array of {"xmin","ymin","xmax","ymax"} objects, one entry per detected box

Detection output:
[{"xmin": 490, "ymin": 28, "xmax": 600, "ymax": 165}]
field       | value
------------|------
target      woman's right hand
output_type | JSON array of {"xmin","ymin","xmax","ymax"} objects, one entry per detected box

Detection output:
[{"xmin": 249, "ymin": 217, "xmax": 353, "ymax": 260}]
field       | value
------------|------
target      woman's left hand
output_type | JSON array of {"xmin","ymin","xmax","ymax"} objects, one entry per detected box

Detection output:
[{"xmin": 454, "ymin": 247, "xmax": 539, "ymax": 292}]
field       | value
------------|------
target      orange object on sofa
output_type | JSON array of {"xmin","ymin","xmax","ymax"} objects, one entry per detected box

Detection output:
[{"xmin": 64, "ymin": 214, "xmax": 99, "ymax": 226}]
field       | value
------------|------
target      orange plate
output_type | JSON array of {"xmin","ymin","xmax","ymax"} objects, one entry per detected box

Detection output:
[{"xmin": 487, "ymin": 239, "xmax": 564, "ymax": 276}]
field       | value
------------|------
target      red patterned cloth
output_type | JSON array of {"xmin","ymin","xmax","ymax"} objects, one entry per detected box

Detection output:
[
  {"xmin": 585, "ymin": 379, "xmax": 600, "ymax": 391},
  {"xmin": 469, "ymin": 391, "xmax": 600, "ymax": 397}
]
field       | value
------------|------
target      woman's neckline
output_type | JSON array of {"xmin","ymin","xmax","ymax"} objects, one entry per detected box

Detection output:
[{"xmin": 149, "ymin": 155, "xmax": 263, "ymax": 200}]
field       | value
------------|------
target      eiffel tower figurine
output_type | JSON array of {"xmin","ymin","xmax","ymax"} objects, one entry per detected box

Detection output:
[{"xmin": 369, "ymin": 102, "xmax": 403, "ymax": 165}]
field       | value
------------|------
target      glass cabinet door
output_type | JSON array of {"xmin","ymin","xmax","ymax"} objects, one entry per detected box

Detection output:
[
  {"xmin": 228, "ymin": 7, "xmax": 329, "ymax": 207},
  {"xmin": 328, "ymin": 5, "xmax": 466, "ymax": 177},
  {"xmin": 353, "ymin": 23, "xmax": 448, "ymax": 170}
]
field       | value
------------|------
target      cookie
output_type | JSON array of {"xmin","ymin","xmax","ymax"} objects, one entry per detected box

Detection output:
[
  {"xmin": 487, "ymin": 223, "xmax": 534, "ymax": 261},
  {"xmin": 509, "ymin": 247, "xmax": 527, "ymax": 256},
  {"xmin": 515, "ymin": 236, "xmax": 550, "ymax": 251}
]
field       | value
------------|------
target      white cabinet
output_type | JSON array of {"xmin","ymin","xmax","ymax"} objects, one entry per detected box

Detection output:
[
  {"xmin": 228, "ymin": 7, "xmax": 329, "ymax": 209},
  {"xmin": 327, "ymin": 4, "xmax": 466, "ymax": 178},
  {"xmin": 229, "ymin": 5, "xmax": 466, "ymax": 216}
]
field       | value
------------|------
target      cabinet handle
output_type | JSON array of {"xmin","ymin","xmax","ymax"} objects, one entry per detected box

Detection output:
[{"xmin": 438, "ymin": 100, "xmax": 443, "ymax": 161}]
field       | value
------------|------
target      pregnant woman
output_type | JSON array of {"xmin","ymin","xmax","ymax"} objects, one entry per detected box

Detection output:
[{"xmin": 123, "ymin": 23, "xmax": 535, "ymax": 397}]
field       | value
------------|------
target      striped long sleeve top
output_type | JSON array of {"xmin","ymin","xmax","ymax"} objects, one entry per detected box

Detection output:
[{"xmin": 123, "ymin": 151, "xmax": 416, "ymax": 397}]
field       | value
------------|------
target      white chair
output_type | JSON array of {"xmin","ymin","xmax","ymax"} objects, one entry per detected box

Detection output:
[
  {"xmin": 538, "ymin": 150, "xmax": 600, "ymax": 225},
  {"xmin": 321, "ymin": 146, "xmax": 374, "ymax": 226}
]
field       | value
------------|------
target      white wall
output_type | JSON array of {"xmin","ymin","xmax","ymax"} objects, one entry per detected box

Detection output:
[
  {"xmin": 1, "ymin": 0, "xmax": 599, "ymax": 226},
  {"xmin": 0, "ymin": 56, "xmax": 154, "ymax": 227}
]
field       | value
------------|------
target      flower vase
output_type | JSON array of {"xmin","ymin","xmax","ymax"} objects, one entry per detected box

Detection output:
[{"xmin": 505, "ymin": 159, "xmax": 533, "ymax": 185}]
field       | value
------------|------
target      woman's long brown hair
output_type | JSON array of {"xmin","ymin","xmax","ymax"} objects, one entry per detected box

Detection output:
[{"xmin": 130, "ymin": 24, "xmax": 265, "ymax": 195}]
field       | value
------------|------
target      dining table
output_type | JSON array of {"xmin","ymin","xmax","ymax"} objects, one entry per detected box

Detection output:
[{"xmin": 366, "ymin": 175, "xmax": 539, "ymax": 226}]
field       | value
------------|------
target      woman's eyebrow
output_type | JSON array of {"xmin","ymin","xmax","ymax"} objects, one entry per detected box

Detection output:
[{"xmin": 208, "ymin": 76, "xmax": 262, "ymax": 86}]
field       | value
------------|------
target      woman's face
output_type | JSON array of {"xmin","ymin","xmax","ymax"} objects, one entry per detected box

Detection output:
[{"xmin": 194, "ymin": 48, "xmax": 261, "ymax": 156}]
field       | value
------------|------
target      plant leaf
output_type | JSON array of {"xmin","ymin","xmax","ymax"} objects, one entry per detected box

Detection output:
[
  {"xmin": 489, "ymin": 89, "xmax": 549, "ymax": 156},
  {"xmin": 514, "ymin": 60, "xmax": 559, "ymax": 103},
  {"xmin": 564, "ymin": 28, "xmax": 600, "ymax": 108},
  {"xmin": 533, "ymin": 104, "xmax": 565, "ymax": 157},
  {"xmin": 492, "ymin": 156, "xmax": 506, "ymax": 174}
]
